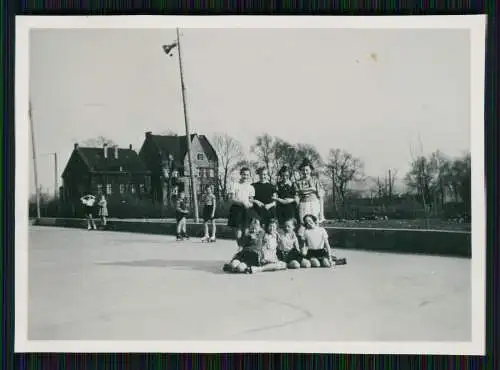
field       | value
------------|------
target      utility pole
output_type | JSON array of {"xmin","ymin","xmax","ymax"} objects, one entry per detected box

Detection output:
[
  {"xmin": 163, "ymin": 28, "xmax": 200, "ymax": 222},
  {"xmin": 53, "ymin": 152, "xmax": 58, "ymax": 199},
  {"xmin": 29, "ymin": 100, "xmax": 41, "ymax": 219}
]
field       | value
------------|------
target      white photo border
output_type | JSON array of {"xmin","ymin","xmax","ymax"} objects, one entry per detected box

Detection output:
[{"xmin": 15, "ymin": 15, "xmax": 487, "ymax": 355}]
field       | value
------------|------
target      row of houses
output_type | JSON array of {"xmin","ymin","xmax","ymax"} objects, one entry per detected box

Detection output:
[{"xmin": 61, "ymin": 132, "xmax": 219, "ymax": 207}]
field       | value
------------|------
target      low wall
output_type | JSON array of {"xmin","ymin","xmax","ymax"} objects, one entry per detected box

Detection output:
[{"xmin": 33, "ymin": 218, "xmax": 471, "ymax": 258}]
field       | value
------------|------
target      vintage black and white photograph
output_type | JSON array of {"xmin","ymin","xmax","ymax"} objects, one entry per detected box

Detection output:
[{"xmin": 16, "ymin": 16, "xmax": 486, "ymax": 354}]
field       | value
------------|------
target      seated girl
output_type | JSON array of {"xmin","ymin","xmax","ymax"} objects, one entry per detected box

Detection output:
[
  {"xmin": 277, "ymin": 218, "xmax": 303, "ymax": 269},
  {"xmin": 223, "ymin": 218, "xmax": 265, "ymax": 273},
  {"xmin": 300, "ymin": 214, "xmax": 334, "ymax": 268},
  {"xmin": 249, "ymin": 219, "xmax": 287, "ymax": 274}
]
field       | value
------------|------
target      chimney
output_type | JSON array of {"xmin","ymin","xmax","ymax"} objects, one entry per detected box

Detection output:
[
  {"xmin": 145, "ymin": 131, "xmax": 152, "ymax": 138},
  {"xmin": 103, "ymin": 143, "xmax": 108, "ymax": 159},
  {"xmin": 114, "ymin": 145, "xmax": 119, "ymax": 159},
  {"xmin": 74, "ymin": 143, "xmax": 79, "ymax": 150},
  {"xmin": 129, "ymin": 144, "xmax": 132, "ymax": 150}
]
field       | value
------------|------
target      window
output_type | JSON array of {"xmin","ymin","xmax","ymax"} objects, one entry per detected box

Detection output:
[
  {"xmin": 120, "ymin": 184, "xmax": 125, "ymax": 194},
  {"xmin": 209, "ymin": 169, "xmax": 215, "ymax": 178},
  {"xmin": 97, "ymin": 184, "xmax": 103, "ymax": 194},
  {"xmin": 198, "ymin": 168, "xmax": 203, "ymax": 178},
  {"xmin": 139, "ymin": 184, "xmax": 145, "ymax": 193},
  {"xmin": 106, "ymin": 184, "xmax": 112, "ymax": 195},
  {"xmin": 119, "ymin": 166, "xmax": 123, "ymax": 172},
  {"xmin": 197, "ymin": 153, "xmax": 204, "ymax": 161}
]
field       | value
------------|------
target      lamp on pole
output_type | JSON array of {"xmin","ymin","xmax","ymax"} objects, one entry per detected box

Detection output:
[
  {"xmin": 162, "ymin": 28, "xmax": 200, "ymax": 223},
  {"xmin": 29, "ymin": 99, "xmax": 41, "ymax": 220}
]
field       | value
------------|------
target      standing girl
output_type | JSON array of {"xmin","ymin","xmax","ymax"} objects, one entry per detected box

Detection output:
[
  {"xmin": 97, "ymin": 194, "xmax": 108, "ymax": 228},
  {"xmin": 273, "ymin": 165, "xmax": 299, "ymax": 227},
  {"xmin": 80, "ymin": 193, "xmax": 97, "ymax": 230},
  {"xmin": 251, "ymin": 167, "xmax": 277, "ymax": 228},
  {"xmin": 175, "ymin": 191, "xmax": 189, "ymax": 240},
  {"xmin": 201, "ymin": 185, "xmax": 217, "ymax": 242},
  {"xmin": 296, "ymin": 159, "xmax": 325, "ymax": 225}
]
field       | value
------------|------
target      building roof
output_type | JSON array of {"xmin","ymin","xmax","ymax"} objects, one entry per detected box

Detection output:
[
  {"xmin": 148, "ymin": 133, "xmax": 218, "ymax": 165},
  {"xmin": 74, "ymin": 146, "xmax": 149, "ymax": 173}
]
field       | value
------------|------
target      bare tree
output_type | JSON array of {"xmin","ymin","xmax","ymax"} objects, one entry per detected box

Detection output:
[
  {"xmin": 325, "ymin": 149, "xmax": 364, "ymax": 213},
  {"xmin": 211, "ymin": 133, "xmax": 244, "ymax": 199},
  {"xmin": 251, "ymin": 134, "xmax": 276, "ymax": 181},
  {"xmin": 370, "ymin": 169, "xmax": 398, "ymax": 199}
]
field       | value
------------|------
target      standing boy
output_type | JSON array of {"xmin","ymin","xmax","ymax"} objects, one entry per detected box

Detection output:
[
  {"xmin": 175, "ymin": 191, "xmax": 189, "ymax": 240},
  {"xmin": 227, "ymin": 167, "xmax": 255, "ymax": 240}
]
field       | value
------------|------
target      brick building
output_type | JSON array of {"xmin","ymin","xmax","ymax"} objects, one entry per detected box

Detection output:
[
  {"xmin": 138, "ymin": 132, "xmax": 218, "ymax": 206},
  {"xmin": 61, "ymin": 143, "xmax": 151, "ymax": 206}
]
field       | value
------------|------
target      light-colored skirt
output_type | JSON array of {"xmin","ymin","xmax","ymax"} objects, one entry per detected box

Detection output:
[
  {"xmin": 298, "ymin": 198, "xmax": 321, "ymax": 223},
  {"xmin": 98, "ymin": 207, "xmax": 109, "ymax": 217}
]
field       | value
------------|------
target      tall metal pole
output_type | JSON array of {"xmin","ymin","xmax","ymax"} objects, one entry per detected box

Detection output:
[
  {"xmin": 29, "ymin": 100, "xmax": 41, "ymax": 219},
  {"xmin": 54, "ymin": 152, "xmax": 58, "ymax": 199},
  {"xmin": 176, "ymin": 28, "xmax": 199, "ymax": 223}
]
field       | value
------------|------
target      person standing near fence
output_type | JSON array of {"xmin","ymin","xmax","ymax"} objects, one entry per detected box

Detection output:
[
  {"xmin": 201, "ymin": 185, "xmax": 217, "ymax": 243},
  {"xmin": 80, "ymin": 193, "xmax": 97, "ymax": 231},
  {"xmin": 97, "ymin": 194, "xmax": 108, "ymax": 228},
  {"xmin": 251, "ymin": 167, "xmax": 277, "ymax": 228},
  {"xmin": 227, "ymin": 167, "xmax": 255, "ymax": 240},
  {"xmin": 274, "ymin": 165, "xmax": 299, "ymax": 227},
  {"xmin": 296, "ymin": 159, "xmax": 325, "ymax": 224}
]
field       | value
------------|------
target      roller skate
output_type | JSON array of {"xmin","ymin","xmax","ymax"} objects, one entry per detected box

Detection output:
[
  {"xmin": 201, "ymin": 236, "xmax": 210, "ymax": 243},
  {"xmin": 176, "ymin": 234, "xmax": 183, "ymax": 241},
  {"xmin": 182, "ymin": 232, "xmax": 190, "ymax": 240},
  {"xmin": 209, "ymin": 236, "xmax": 216, "ymax": 243}
]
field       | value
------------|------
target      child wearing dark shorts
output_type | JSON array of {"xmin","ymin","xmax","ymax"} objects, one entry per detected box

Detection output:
[
  {"xmin": 300, "ymin": 214, "xmax": 333, "ymax": 268},
  {"xmin": 227, "ymin": 167, "xmax": 255, "ymax": 240},
  {"xmin": 201, "ymin": 185, "xmax": 217, "ymax": 242},
  {"xmin": 175, "ymin": 191, "xmax": 189, "ymax": 240}
]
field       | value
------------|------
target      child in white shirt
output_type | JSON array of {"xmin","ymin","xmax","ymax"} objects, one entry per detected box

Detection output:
[{"xmin": 227, "ymin": 167, "xmax": 256, "ymax": 240}]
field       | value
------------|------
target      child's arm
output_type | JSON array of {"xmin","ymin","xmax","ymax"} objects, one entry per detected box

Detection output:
[
  {"xmin": 322, "ymin": 228, "xmax": 333, "ymax": 262},
  {"xmin": 211, "ymin": 196, "xmax": 216, "ymax": 218}
]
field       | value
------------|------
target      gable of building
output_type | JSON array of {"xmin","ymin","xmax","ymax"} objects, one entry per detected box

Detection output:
[{"xmin": 141, "ymin": 132, "xmax": 218, "ymax": 170}]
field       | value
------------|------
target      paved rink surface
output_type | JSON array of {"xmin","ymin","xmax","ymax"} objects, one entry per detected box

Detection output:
[{"xmin": 28, "ymin": 226, "xmax": 471, "ymax": 341}]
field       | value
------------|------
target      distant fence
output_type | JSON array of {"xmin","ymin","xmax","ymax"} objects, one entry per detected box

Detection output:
[{"xmin": 32, "ymin": 217, "xmax": 471, "ymax": 258}]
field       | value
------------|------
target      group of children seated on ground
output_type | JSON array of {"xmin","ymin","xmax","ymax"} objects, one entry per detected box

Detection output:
[
  {"xmin": 223, "ymin": 214, "xmax": 345, "ymax": 274},
  {"xmin": 170, "ymin": 160, "xmax": 346, "ymax": 273}
]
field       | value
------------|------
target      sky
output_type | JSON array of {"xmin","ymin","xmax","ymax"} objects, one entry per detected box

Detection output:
[{"xmin": 29, "ymin": 27, "xmax": 471, "ymax": 195}]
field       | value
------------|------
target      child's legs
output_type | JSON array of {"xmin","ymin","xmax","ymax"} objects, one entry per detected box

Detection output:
[
  {"xmin": 230, "ymin": 259, "xmax": 241, "ymax": 269},
  {"xmin": 255, "ymin": 261, "xmax": 287, "ymax": 272},
  {"xmin": 211, "ymin": 219, "xmax": 216, "ymax": 237},
  {"xmin": 300, "ymin": 258, "xmax": 311, "ymax": 268},
  {"xmin": 203, "ymin": 221, "xmax": 209, "ymax": 237},
  {"xmin": 182, "ymin": 218, "xmax": 187, "ymax": 233},
  {"xmin": 176, "ymin": 220, "xmax": 182, "ymax": 234}
]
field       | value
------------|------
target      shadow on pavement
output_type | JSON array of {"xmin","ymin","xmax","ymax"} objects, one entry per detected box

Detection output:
[{"xmin": 97, "ymin": 259, "xmax": 227, "ymax": 274}]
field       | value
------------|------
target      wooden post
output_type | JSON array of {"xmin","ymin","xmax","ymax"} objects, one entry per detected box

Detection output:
[
  {"xmin": 176, "ymin": 28, "xmax": 199, "ymax": 223},
  {"xmin": 29, "ymin": 100, "xmax": 41, "ymax": 219}
]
